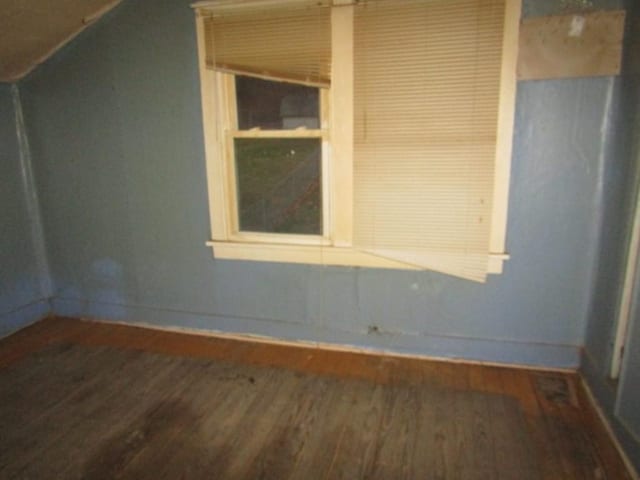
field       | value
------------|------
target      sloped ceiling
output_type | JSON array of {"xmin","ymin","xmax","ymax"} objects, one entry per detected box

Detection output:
[{"xmin": 0, "ymin": 0, "xmax": 122, "ymax": 83}]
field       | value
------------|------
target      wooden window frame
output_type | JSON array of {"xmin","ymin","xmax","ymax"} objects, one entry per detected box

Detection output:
[
  {"xmin": 193, "ymin": 0, "xmax": 521, "ymax": 280},
  {"xmin": 221, "ymin": 74, "xmax": 331, "ymax": 246}
]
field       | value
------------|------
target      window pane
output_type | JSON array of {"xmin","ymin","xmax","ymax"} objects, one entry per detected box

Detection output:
[
  {"xmin": 236, "ymin": 76, "xmax": 320, "ymax": 130},
  {"xmin": 235, "ymin": 138, "xmax": 322, "ymax": 235}
]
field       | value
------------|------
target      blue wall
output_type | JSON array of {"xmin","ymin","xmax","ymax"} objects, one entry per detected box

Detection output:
[
  {"xmin": 0, "ymin": 85, "xmax": 50, "ymax": 336},
  {"xmin": 15, "ymin": 0, "xmax": 623, "ymax": 368},
  {"xmin": 581, "ymin": 0, "xmax": 640, "ymax": 472}
]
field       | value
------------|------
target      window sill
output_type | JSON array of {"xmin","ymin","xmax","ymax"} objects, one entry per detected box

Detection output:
[{"xmin": 206, "ymin": 241, "xmax": 508, "ymax": 278}]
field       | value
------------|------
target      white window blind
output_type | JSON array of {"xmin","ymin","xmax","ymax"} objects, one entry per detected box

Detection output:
[
  {"xmin": 203, "ymin": 2, "xmax": 331, "ymax": 87},
  {"xmin": 352, "ymin": 0, "xmax": 506, "ymax": 282}
]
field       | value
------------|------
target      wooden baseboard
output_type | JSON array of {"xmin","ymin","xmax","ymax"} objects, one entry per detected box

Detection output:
[
  {"xmin": 79, "ymin": 315, "xmax": 577, "ymax": 374},
  {"xmin": 579, "ymin": 375, "xmax": 639, "ymax": 480}
]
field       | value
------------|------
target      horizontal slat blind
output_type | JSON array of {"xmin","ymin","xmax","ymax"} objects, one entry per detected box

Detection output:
[
  {"xmin": 353, "ymin": 0, "xmax": 506, "ymax": 281},
  {"xmin": 203, "ymin": 4, "xmax": 331, "ymax": 87}
]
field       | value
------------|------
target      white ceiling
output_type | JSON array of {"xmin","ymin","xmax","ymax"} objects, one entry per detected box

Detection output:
[{"xmin": 0, "ymin": 0, "xmax": 122, "ymax": 83}]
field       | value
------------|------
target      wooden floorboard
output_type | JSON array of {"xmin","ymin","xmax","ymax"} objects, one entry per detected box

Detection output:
[
  {"xmin": 0, "ymin": 317, "xmax": 633, "ymax": 480},
  {"xmin": 326, "ymin": 381, "xmax": 386, "ymax": 479}
]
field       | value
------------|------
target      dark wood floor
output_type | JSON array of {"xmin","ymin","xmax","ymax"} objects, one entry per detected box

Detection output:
[{"xmin": 0, "ymin": 317, "xmax": 631, "ymax": 479}]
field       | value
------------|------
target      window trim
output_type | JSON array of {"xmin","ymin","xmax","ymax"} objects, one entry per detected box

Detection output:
[
  {"xmin": 490, "ymin": 0, "xmax": 521, "ymax": 274},
  {"xmin": 194, "ymin": 1, "xmax": 520, "ymax": 279}
]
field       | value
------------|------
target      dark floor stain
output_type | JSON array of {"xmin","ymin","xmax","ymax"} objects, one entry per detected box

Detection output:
[
  {"xmin": 217, "ymin": 373, "xmax": 256, "ymax": 384},
  {"xmin": 82, "ymin": 399, "xmax": 206, "ymax": 479},
  {"xmin": 534, "ymin": 374, "xmax": 575, "ymax": 406}
]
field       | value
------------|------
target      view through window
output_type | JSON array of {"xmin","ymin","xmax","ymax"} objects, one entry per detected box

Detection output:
[{"xmin": 234, "ymin": 76, "xmax": 323, "ymax": 235}]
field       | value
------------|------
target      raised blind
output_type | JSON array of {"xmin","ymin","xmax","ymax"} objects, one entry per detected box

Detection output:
[{"xmin": 203, "ymin": 3, "xmax": 331, "ymax": 87}]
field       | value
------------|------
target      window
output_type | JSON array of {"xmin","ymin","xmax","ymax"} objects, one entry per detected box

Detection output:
[
  {"xmin": 193, "ymin": 0, "xmax": 520, "ymax": 282},
  {"xmin": 230, "ymin": 76, "xmax": 326, "ymax": 237}
]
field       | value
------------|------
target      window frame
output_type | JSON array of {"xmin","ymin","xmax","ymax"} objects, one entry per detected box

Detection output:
[
  {"xmin": 193, "ymin": 0, "xmax": 520, "ymax": 279},
  {"xmin": 223, "ymin": 74, "xmax": 331, "ymax": 244}
]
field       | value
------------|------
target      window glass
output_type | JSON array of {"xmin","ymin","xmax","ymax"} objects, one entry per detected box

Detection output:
[
  {"xmin": 235, "ymin": 138, "xmax": 322, "ymax": 234},
  {"xmin": 235, "ymin": 76, "xmax": 320, "ymax": 130}
]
